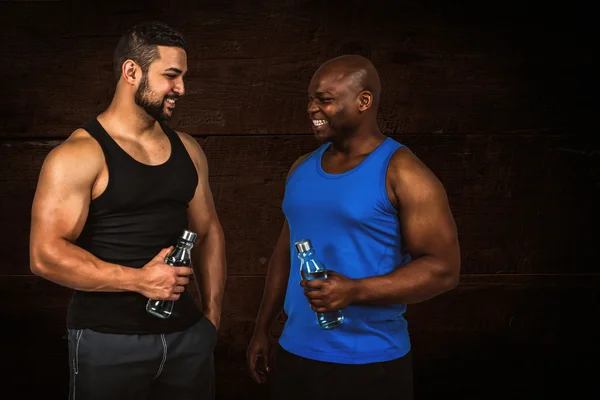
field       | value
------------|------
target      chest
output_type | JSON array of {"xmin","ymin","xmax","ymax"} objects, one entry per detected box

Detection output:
[
  {"xmin": 320, "ymin": 152, "xmax": 367, "ymax": 174},
  {"xmin": 112, "ymin": 134, "xmax": 172, "ymax": 166},
  {"xmin": 283, "ymin": 172, "xmax": 391, "ymax": 228}
]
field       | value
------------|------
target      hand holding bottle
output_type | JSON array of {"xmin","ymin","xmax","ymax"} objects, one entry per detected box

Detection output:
[
  {"xmin": 295, "ymin": 239, "xmax": 344, "ymax": 329},
  {"xmin": 138, "ymin": 246, "xmax": 193, "ymax": 301},
  {"xmin": 146, "ymin": 230, "xmax": 198, "ymax": 319},
  {"xmin": 301, "ymin": 270, "xmax": 357, "ymax": 313}
]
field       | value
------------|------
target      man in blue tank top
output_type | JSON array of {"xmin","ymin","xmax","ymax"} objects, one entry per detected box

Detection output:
[
  {"xmin": 29, "ymin": 22, "xmax": 227, "ymax": 399},
  {"xmin": 247, "ymin": 55, "xmax": 461, "ymax": 399}
]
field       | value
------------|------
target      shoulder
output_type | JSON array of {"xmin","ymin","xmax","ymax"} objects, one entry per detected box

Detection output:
[
  {"xmin": 175, "ymin": 131, "xmax": 208, "ymax": 179},
  {"xmin": 43, "ymin": 128, "xmax": 104, "ymax": 174},
  {"xmin": 37, "ymin": 128, "xmax": 104, "ymax": 189},
  {"xmin": 388, "ymin": 145, "xmax": 447, "ymax": 203},
  {"xmin": 287, "ymin": 151, "xmax": 314, "ymax": 178},
  {"xmin": 388, "ymin": 146, "xmax": 423, "ymax": 174},
  {"xmin": 175, "ymin": 131, "xmax": 207, "ymax": 172}
]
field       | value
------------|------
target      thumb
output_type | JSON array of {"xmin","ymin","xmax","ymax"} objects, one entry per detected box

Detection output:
[
  {"xmin": 264, "ymin": 348, "xmax": 271, "ymax": 372},
  {"xmin": 154, "ymin": 246, "xmax": 173, "ymax": 261},
  {"xmin": 327, "ymin": 270, "xmax": 345, "ymax": 279}
]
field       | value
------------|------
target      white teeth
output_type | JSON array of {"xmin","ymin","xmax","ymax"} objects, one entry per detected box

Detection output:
[
  {"xmin": 166, "ymin": 99, "xmax": 176, "ymax": 104},
  {"xmin": 312, "ymin": 119, "xmax": 327, "ymax": 126}
]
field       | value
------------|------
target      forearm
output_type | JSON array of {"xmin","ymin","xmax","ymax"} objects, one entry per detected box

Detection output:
[
  {"xmin": 30, "ymin": 238, "xmax": 140, "ymax": 292},
  {"xmin": 353, "ymin": 255, "xmax": 460, "ymax": 305},
  {"xmin": 193, "ymin": 222, "xmax": 227, "ymax": 322}
]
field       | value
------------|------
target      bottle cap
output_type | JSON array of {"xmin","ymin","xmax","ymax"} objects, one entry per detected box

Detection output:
[
  {"xmin": 181, "ymin": 230, "xmax": 197, "ymax": 243},
  {"xmin": 294, "ymin": 239, "xmax": 312, "ymax": 253}
]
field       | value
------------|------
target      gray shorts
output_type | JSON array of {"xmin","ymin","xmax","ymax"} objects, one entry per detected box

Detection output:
[{"xmin": 68, "ymin": 317, "xmax": 216, "ymax": 400}]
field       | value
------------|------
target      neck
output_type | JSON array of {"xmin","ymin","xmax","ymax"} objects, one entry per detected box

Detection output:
[
  {"xmin": 328, "ymin": 120, "xmax": 385, "ymax": 156},
  {"xmin": 99, "ymin": 89, "xmax": 160, "ymax": 137}
]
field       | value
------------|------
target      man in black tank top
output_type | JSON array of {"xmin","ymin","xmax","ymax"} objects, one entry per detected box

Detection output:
[{"xmin": 29, "ymin": 22, "xmax": 227, "ymax": 400}]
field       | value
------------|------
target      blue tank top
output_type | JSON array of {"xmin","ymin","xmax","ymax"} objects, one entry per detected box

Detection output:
[{"xmin": 279, "ymin": 136, "xmax": 412, "ymax": 364}]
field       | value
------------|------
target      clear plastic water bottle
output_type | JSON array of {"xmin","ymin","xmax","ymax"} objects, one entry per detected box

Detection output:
[
  {"xmin": 295, "ymin": 239, "xmax": 344, "ymax": 330},
  {"xmin": 146, "ymin": 230, "xmax": 197, "ymax": 319}
]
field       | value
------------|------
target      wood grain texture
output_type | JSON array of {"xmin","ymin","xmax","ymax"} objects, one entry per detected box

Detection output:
[
  {"xmin": 1, "ymin": 134, "xmax": 596, "ymax": 275},
  {"xmin": 0, "ymin": 1, "xmax": 595, "ymax": 399},
  {"xmin": 2, "ymin": 274, "xmax": 598, "ymax": 398},
  {"xmin": 0, "ymin": 0, "xmax": 591, "ymax": 137}
]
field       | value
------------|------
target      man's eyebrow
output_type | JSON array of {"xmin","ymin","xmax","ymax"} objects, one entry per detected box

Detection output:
[{"xmin": 164, "ymin": 67, "xmax": 184, "ymax": 74}]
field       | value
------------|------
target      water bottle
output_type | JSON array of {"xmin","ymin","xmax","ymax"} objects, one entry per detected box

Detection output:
[
  {"xmin": 146, "ymin": 230, "xmax": 197, "ymax": 319},
  {"xmin": 295, "ymin": 239, "xmax": 344, "ymax": 330}
]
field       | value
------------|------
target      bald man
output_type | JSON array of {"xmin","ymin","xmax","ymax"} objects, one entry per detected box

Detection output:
[{"xmin": 247, "ymin": 55, "xmax": 460, "ymax": 399}]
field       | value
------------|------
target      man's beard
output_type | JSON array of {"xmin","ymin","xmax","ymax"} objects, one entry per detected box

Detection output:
[{"xmin": 134, "ymin": 74, "xmax": 173, "ymax": 122}]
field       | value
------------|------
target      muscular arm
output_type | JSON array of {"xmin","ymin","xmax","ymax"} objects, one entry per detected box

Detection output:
[
  {"xmin": 253, "ymin": 152, "xmax": 312, "ymax": 334},
  {"xmin": 30, "ymin": 130, "xmax": 188, "ymax": 300},
  {"xmin": 246, "ymin": 153, "xmax": 312, "ymax": 383},
  {"xmin": 29, "ymin": 131, "xmax": 142, "ymax": 292},
  {"xmin": 304, "ymin": 147, "xmax": 460, "ymax": 310},
  {"xmin": 179, "ymin": 133, "xmax": 227, "ymax": 328},
  {"xmin": 246, "ymin": 219, "xmax": 291, "ymax": 383},
  {"xmin": 352, "ymin": 147, "xmax": 461, "ymax": 304}
]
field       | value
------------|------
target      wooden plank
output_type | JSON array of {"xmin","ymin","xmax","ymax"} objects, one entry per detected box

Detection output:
[
  {"xmin": 4, "ymin": 273, "xmax": 598, "ymax": 346},
  {"xmin": 1, "ymin": 134, "xmax": 596, "ymax": 275},
  {"xmin": 0, "ymin": 1, "xmax": 586, "ymax": 137},
  {"xmin": 1, "ymin": 274, "xmax": 598, "ymax": 398}
]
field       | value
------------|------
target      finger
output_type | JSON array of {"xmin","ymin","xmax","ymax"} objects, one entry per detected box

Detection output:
[
  {"xmin": 308, "ymin": 299, "xmax": 326, "ymax": 307},
  {"xmin": 176, "ymin": 276, "xmax": 190, "ymax": 286},
  {"xmin": 154, "ymin": 246, "xmax": 174, "ymax": 261},
  {"xmin": 173, "ymin": 285, "xmax": 185, "ymax": 293},
  {"xmin": 169, "ymin": 293, "xmax": 181, "ymax": 301},
  {"xmin": 304, "ymin": 290, "xmax": 323, "ymax": 300},
  {"xmin": 248, "ymin": 354, "xmax": 262, "ymax": 383},
  {"xmin": 304, "ymin": 280, "xmax": 324, "ymax": 290},
  {"xmin": 247, "ymin": 353, "xmax": 258, "ymax": 382},
  {"xmin": 263, "ymin": 348, "xmax": 270, "ymax": 372},
  {"xmin": 174, "ymin": 266, "xmax": 194, "ymax": 276}
]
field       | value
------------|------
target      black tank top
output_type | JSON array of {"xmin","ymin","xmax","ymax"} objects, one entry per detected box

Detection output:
[{"xmin": 66, "ymin": 118, "xmax": 203, "ymax": 334}]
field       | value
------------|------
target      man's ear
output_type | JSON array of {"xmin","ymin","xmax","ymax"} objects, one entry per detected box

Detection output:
[
  {"xmin": 121, "ymin": 60, "xmax": 140, "ymax": 85},
  {"xmin": 358, "ymin": 91, "xmax": 373, "ymax": 112}
]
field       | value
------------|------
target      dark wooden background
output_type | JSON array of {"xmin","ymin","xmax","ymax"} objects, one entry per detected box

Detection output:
[{"xmin": 0, "ymin": 0, "xmax": 597, "ymax": 399}]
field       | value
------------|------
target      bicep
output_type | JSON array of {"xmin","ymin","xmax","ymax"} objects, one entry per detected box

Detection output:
[
  {"xmin": 31, "ymin": 145, "xmax": 95, "ymax": 245},
  {"xmin": 395, "ymin": 157, "xmax": 459, "ymax": 260}
]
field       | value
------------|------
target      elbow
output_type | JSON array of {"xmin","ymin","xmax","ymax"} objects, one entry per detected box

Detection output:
[
  {"xmin": 443, "ymin": 261, "xmax": 461, "ymax": 291},
  {"xmin": 194, "ymin": 217, "xmax": 224, "ymax": 244},
  {"xmin": 30, "ymin": 256, "xmax": 46, "ymax": 277},
  {"xmin": 434, "ymin": 259, "xmax": 460, "ymax": 292},
  {"xmin": 446, "ymin": 270, "xmax": 460, "ymax": 290},
  {"xmin": 205, "ymin": 219, "xmax": 226, "ymax": 244},
  {"xmin": 29, "ymin": 245, "xmax": 54, "ymax": 278},
  {"xmin": 440, "ymin": 246, "xmax": 461, "ymax": 291},
  {"xmin": 436, "ymin": 271, "xmax": 459, "ymax": 295}
]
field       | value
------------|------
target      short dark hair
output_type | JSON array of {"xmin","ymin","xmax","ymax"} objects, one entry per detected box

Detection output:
[{"xmin": 113, "ymin": 21, "xmax": 187, "ymax": 81}]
